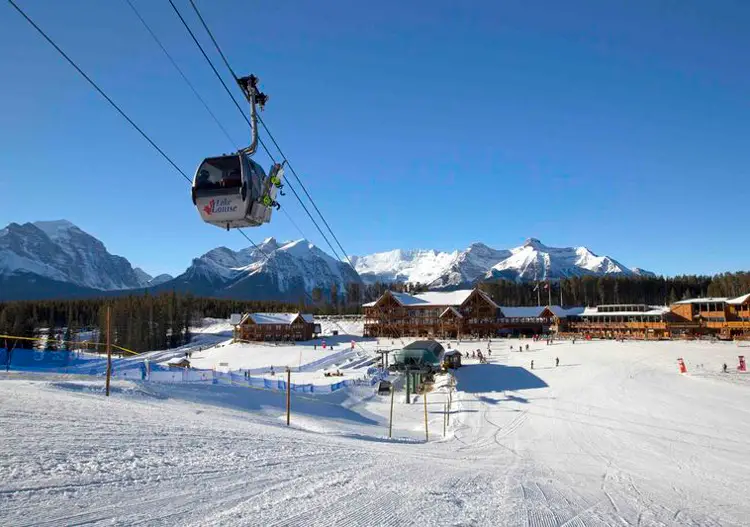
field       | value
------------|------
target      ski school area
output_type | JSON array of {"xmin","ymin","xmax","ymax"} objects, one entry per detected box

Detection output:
[{"xmin": 1, "ymin": 318, "xmax": 750, "ymax": 526}]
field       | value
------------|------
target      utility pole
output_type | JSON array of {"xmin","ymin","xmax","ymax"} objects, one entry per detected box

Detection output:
[
  {"xmin": 388, "ymin": 384, "xmax": 395, "ymax": 439},
  {"xmin": 286, "ymin": 367, "xmax": 291, "ymax": 426},
  {"xmin": 423, "ymin": 386, "xmax": 429, "ymax": 442},
  {"xmin": 548, "ymin": 281, "xmax": 552, "ymax": 307},
  {"xmin": 560, "ymin": 282, "xmax": 564, "ymax": 307},
  {"xmin": 105, "ymin": 305, "xmax": 112, "ymax": 397},
  {"xmin": 537, "ymin": 283, "xmax": 541, "ymax": 307}
]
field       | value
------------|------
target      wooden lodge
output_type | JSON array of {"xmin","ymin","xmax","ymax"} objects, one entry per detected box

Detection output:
[
  {"xmin": 363, "ymin": 288, "xmax": 750, "ymax": 341},
  {"xmin": 363, "ymin": 288, "xmax": 573, "ymax": 338},
  {"xmin": 234, "ymin": 313, "xmax": 315, "ymax": 342},
  {"xmin": 561, "ymin": 304, "xmax": 671, "ymax": 339},
  {"xmin": 669, "ymin": 294, "xmax": 750, "ymax": 340}
]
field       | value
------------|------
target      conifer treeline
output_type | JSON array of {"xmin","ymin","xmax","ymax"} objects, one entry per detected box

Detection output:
[
  {"xmin": 478, "ymin": 272, "xmax": 750, "ymax": 307},
  {"xmin": 1, "ymin": 272, "xmax": 748, "ymax": 352},
  {"xmin": 0, "ymin": 293, "xmax": 306, "ymax": 352}
]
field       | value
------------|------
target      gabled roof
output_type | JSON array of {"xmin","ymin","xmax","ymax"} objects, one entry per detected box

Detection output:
[
  {"xmin": 363, "ymin": 288, "xmax": 498, "ymax": 309},
  {"xmin": 240, "ymin": 313, "xmax": 314, "ymax": 325},
  {"xmin": 166, "ymin": 357, "xmax": 190, "ymax": 365},
  {"xmin": 439, "ymin": 306, "xmax": 463, "ymax": 319},
  {"xmin": 727, "ymin": 293, "xmax": 750, "ymax": 305},
  {"xmin": 673, "ymin": 297, "xmax": 728, "ymax": 305}
]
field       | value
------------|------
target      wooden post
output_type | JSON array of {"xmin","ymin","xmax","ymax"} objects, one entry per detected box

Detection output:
[
  {"xmin": 447, "ymin": 373, "xmax": 453, "ymax": 425},
  {"xmin": 443, "ymin": 401, "xmax": 447, "ymax": 437},
  {"xmin": 286, "ymin": 367, "xmax": 291, "ymax": 426},
  {"xmin": 405, "ymin": 370, "xmax": 410, "ymax": 404},
  {"xmin": 423, "ymin": 387, "xmax": 429, "ymax": 442},
  {"xmin": 388, "ymin": 384, "xmax": 395, "ymax": 439},
  {"xmin": 105, "ymin": 305, "xmax": 112, "ymax": 397}
]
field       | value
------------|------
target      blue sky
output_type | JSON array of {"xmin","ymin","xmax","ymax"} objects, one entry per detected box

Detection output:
[{"xmin": 1, "ymin": 0, "xmax": 749, "ymax": 277}]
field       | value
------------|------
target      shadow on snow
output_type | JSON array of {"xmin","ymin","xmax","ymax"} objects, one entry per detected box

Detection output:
[{"xmin": 454, "ymin": 364, "xmax": 548, "ymax": 394}]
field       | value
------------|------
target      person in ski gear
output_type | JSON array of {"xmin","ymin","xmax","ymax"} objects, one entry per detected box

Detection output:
[
  {"xmin": 530, "ymin": 360, "xmax": 534, "ymax": 370},
  {"xmin": 526, "ymin": 344, "xmax": 529, "ymax": 351},
  {"xmin": 555, "ymin": 357, "xmax": 560, "ymax": 367},
  {"xmin": 723, "ymin": 363, "xmax": 728, "ymax": 373}
]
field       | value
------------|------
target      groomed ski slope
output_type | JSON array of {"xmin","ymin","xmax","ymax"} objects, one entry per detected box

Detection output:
[{"xmin": 2, "ymin": 339, "xmax": 749, "ymax": 526}]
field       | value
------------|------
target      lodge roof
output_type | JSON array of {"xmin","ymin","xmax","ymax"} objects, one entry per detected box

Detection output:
[
  {"xmin": 239, "ymin": 313, "xmax": 314, "ymax": 325},
  {"xmin": 547, "ymin": 306, "xmax": 586, "ymax": 318},
  {"xmin": 580, "ymin": 306, "xmax": 670, "ymax": 317},
  {"xmin": 363, "ymin": 288, "xmax": 498, "ymax": 309},
  {"xmin": 727, "ymin": 293, "xmax": 750, "ymax": 305},
  {"xmin": 673, "ymin": 297, "xmax": 729, "ymax": 305},
  {"xmin": 499, "ymin": 306, "xmax": 551, "ymax": 318},
  {"xmin": 439, "ymin": 306, "xmax": 463, "ymax": 318}
]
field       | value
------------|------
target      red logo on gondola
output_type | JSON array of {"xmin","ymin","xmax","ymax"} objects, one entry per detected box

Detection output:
[{"xmin": 202, "ymin": 198, "xmax": 237, "ymax": 216}]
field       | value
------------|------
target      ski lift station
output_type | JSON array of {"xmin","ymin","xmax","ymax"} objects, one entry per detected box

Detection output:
[{"xmin": 390, "ymin": 340, "xmax": 445, "ymax": 374}]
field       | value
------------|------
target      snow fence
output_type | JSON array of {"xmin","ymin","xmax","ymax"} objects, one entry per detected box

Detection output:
[
  {"xmin": 140, "ymin": 368, "xmax": 367, "ymax": 393},
  {"xmin": 1, "ymin": 348, "xmax": 375, "ymax": 394}
]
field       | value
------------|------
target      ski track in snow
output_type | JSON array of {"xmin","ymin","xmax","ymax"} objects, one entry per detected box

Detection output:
[{"xmin": 2, "ymin": 339, "xmax": 750, "ymax": 526}]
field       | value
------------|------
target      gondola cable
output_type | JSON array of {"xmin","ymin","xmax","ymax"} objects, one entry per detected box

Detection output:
[
  {"xmin": 125, "ymin": 0, "xmax": 312, "ymax": 243},
  {"xmin": 8, "ymin": 0, "xmax": 393, "ymax": 348},
  {"xmin": 186, "ymin": 0, "xmax": 355, "ymax": 269},
  {"xmin": 123, "ymin": 0, "xmax": 239, "ymax": 151},
  {"xmin": 5, "ymin": 0, "xmax": 192, "ymax": 185},
  {"xmin": 6, "ymin": 0, "xmax": 271, "ymax": 263},
  {"xmin": 170, "ymin": 0, "xmax": 348, "ymax": 264}
]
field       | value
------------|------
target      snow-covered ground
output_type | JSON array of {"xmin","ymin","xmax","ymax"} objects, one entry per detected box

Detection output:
[
  {"xmin": 2, "ymin": 339, "xmax": 749, "ymax": 526},
  {"xmin": 148, "ymin": 318, "xmax": 374, "ymax": 385}
]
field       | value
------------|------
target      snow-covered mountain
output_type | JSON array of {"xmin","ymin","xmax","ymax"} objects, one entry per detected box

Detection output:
[
  {"xmin": 0, "ymin": 221, "xmax": 148, "ymax": 293},
  {"xmin": 133, "ymin": 268, "xmax": 174, "ymax": 287},
  {"xmin": 0, "ymin": 220, "xmax": 359, "ymax": 302},
  {"xmin": 354, "ymin": 238, "xmax": 652, "ymax": 290},
  {"xmin": 351, "ymin": 249, "xmax": 458, "ymax": 285},
  {"xmin": 1, "ymin": 218, "xmax": 652, "ymax": 301},
  {"xmin": 0, "ymin": 220, "xmax": 175, "ymax": 300},
  {"xmin": 427, "ymin": 243, "xmax": 512, "ymax": 289},
  {"xmin": 485, "ymin": 238, "xmax": 650, "ymax": 282},
  {"xmin": 164, "ymin": 237, "xmax": 362, "ymax": 301}
]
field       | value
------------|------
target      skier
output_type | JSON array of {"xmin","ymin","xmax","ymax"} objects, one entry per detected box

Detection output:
[
  {"xmin": 555, "ymin": 357, "xmax": 560, "ymax": 367},
  {"xmin": 723, "ymin": 363, "xmax": 728, "ymax": 373},
  {"xmin": 510, "ymin": 345, "xmax": 514, "ymax": 351},
  {"xmin": 530, "ymin": 360, "xmax": 534, "ymax": 370},
  {"xmin": 526, "ymin": 344, "xmax": 529, "ymax": 351}
]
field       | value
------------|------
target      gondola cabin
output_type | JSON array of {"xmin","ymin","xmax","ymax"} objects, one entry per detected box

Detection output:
[
  {"xmin": 442, "ymin": 349, "xmax": 462, "ymax": 370},
  {"xmin": 191, "ymin": 154, "xmax": 284, "ymax": 230},
  {"xmin": 391, "ymin": 340, "xmax": 445, "ymax": 373}
]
